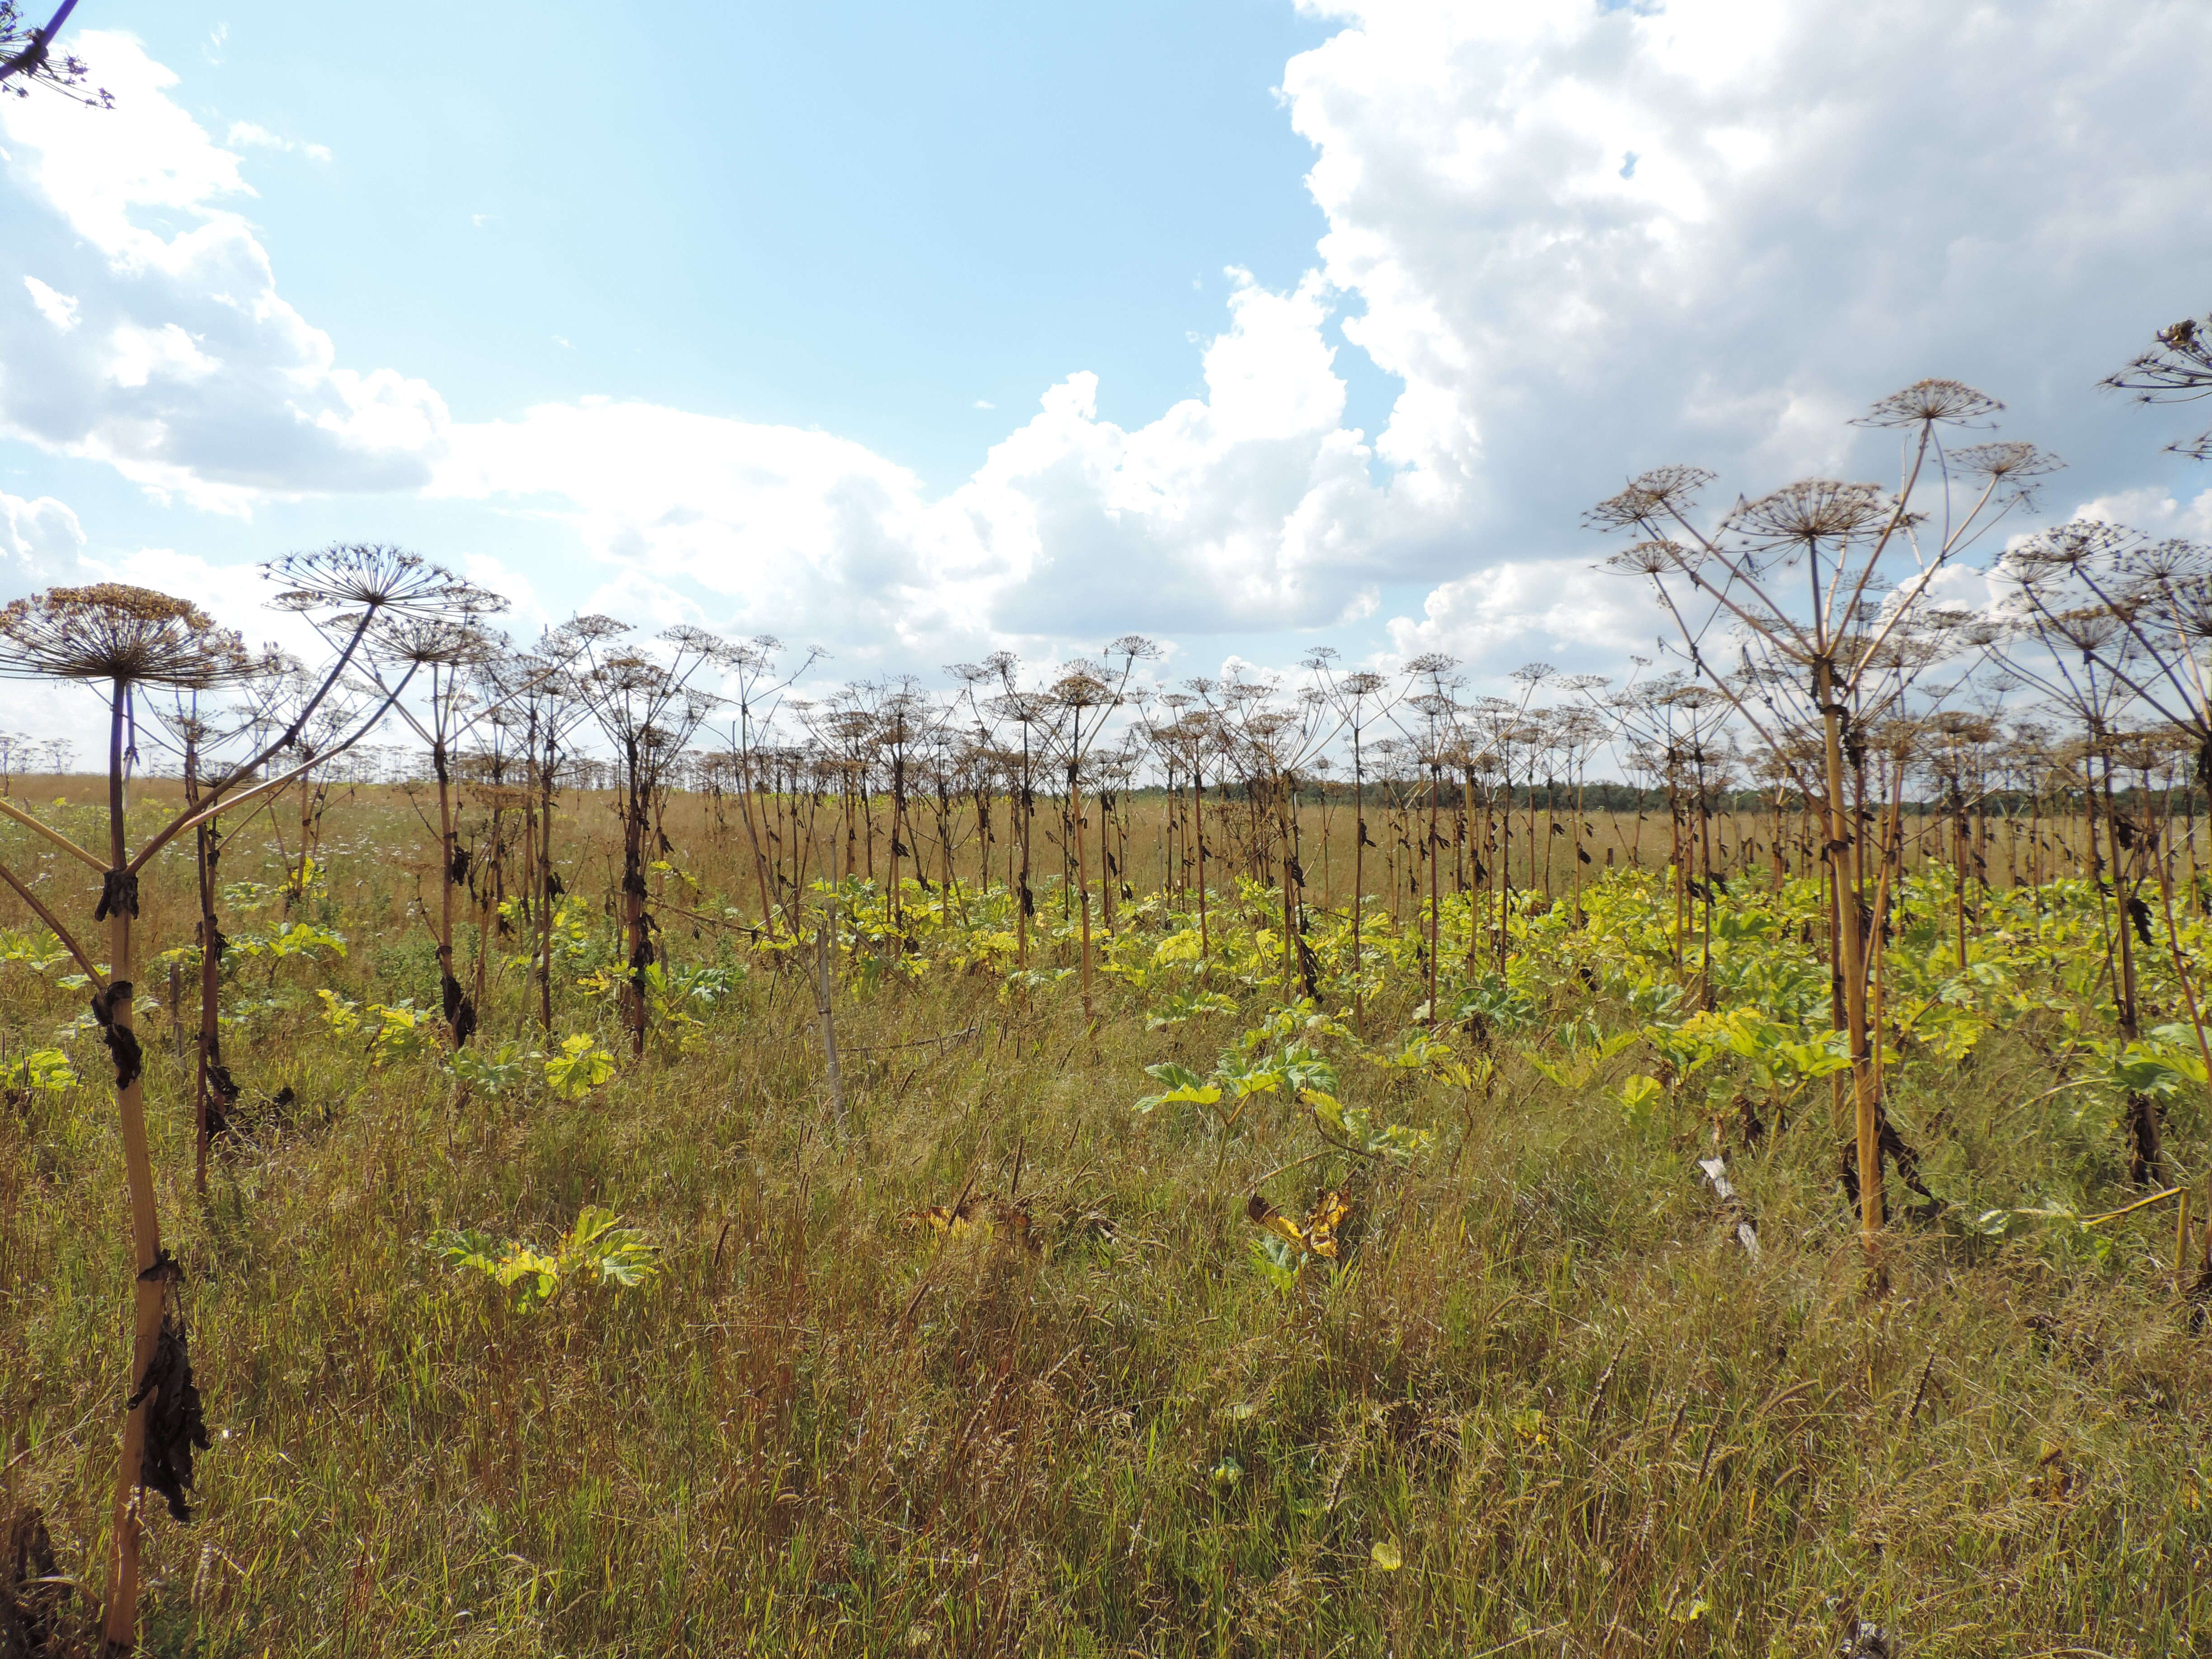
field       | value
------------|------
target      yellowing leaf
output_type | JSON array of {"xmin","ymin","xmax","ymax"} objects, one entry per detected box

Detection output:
[
  {"xmin": 1246, "ymin": 1193, "xmax": 1309, "ymax": 1250},
  {"xmin": 900, "ymin": 1193, "xmax": 1041, "ymax": 1254},
  {"xmin": 1304, "ymin": 1190, "xmax": 1350, "ymax": 1260},
  {"xmin": 1245, "ymin": 1190, "xmax": 1353, "ymax": 1261},
  {"xmin": 904, "ymin": 1199, "xmax": 978, "ymax": 1236}
]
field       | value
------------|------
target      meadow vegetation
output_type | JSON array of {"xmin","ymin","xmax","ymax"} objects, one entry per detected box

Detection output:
[{"xmin": 3, "ymin": 772, "xmax": 2212, "ymax": 1657}]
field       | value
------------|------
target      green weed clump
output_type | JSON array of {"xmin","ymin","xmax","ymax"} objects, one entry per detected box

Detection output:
[{"xmin": 3, "ymin": 788, "xmax": 2211, "ymax": 1657}]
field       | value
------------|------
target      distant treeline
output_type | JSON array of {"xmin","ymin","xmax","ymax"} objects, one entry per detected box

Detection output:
[{"xmin": 1109, "ymin": 779, "xmax": 2212, "ymax": 815}]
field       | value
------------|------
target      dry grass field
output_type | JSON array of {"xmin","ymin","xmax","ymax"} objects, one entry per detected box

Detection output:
[{"xmin": 4, "ymin": 774, "xmax": 2211, "ymax": 1657}]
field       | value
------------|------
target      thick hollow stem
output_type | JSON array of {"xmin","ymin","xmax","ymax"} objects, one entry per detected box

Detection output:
[
  {"xmin": 1820, "ymin": 681, "xmax": 1881, "ymax": 1245},
  {"xmin": 102, "ymin": 682, "xmax": 163, "ymax": 1654},
  {"xmin": 1072, "ymin": 764, "xmax": 1093, "ymax": 1022}
]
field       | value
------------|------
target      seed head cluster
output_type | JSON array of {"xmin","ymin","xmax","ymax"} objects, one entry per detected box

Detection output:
[{"xmin": 0, "ymin": 584, "xmax": 254, "ymax": 688}]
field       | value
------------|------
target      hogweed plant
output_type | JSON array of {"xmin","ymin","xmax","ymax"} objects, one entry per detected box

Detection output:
[
  {"xmin": 569, "ymin": 622, "xmax": 726, "ymax": 1058},
  {"xmin": 432, "ymin": 1205, "xmax": 660, "ymax": 1314},
  {"xmin": 0, "ymin": 550, "xmax": 472, "ymax": 1652},
  {"xmin": 1984, "ymin": 520, "xmax": 2212, "ymax": 1187},
  {"xmin": 2104, "ymin": 305, "xmax": 2212, "ymax": 462},
  {"xmin": 1593, "ymin": 380, "xmax": 2057, "ymax": 1251}
]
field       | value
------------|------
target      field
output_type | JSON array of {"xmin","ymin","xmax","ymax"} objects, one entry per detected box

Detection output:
[{"xmin": 5, "ymin": 773, "xmax": 2212, "ymax": 1658}]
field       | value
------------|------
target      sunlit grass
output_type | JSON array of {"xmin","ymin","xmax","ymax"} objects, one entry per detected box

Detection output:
[{"xmin": 3, "ymin": 786, "xmax": 2210, "ymax": 1657}]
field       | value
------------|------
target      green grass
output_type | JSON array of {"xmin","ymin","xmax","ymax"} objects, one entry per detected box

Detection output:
[{"xmin": 4, "ymin": 788, "xmax": 2212, "ymax": 1656}]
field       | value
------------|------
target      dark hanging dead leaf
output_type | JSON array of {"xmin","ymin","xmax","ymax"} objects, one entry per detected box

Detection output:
[{"xmin": 127, "ymin": 1255, "xmax": 209, "ymax": 1524}]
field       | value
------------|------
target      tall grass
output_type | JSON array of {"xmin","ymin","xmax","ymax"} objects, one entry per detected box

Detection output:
[{"xmin": 3, "ymin": 784, "xmax": 2209, "ymax": 1657}]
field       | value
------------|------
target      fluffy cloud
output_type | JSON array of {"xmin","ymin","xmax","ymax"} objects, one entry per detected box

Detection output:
[
  {"xmin": 224, "ymin": 121, "xmax": 332, "ymax": 164},
  {"xmin": 0, "ymin": 33, "xmax": 447, "ymax": 511},
  {"xmin": 436, "ymin": 270, "xmax": 1455, "ymax": 656},
  {"xmin": 0, "ymin": 488, "xmax": 84, "ymax": 576},
  {"xmin": 1284, "ymin": 0, "xmax": 2212, "ymax": 581},
  {"xmin": 1385, "ymin": 556, "xmax": 1659, "ymax": 672},
  {"xmin": 2068, "ymin": 484, "xmax": 2212, "ymax": 542}
]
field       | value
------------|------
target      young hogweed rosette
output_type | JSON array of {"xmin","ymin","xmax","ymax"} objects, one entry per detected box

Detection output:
[{"xmin": 0, "ymin": 584, "xmax": 255, "ymax": 689}]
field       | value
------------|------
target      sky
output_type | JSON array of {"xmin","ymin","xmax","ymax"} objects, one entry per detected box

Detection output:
[{"xmin": 4, "ymin": 0, "xmax": 2212, "ymax": 746}]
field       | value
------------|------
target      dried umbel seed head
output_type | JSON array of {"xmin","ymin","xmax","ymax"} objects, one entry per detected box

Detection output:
[
  {"xmin": 2103, "ymin": 310, "xmax": 2212, "ymax": 398},
  {"xmin": 985, "ymin": 691, "xmax": 1048, "ymax": 728},
  {"xmin": 1607, "ymin": 539, "xmax": 1685, "ymax": 576},
  {"xmin": 660, "ymin": 625, "xmax": 729, "ymax": 663},
  {"xmin": 1585, "ymin": 465, "xmax": 1716, "ymax": 531},
  {"xmin": 545, "ymin": 613, "xmax": 630, "ymax": 653},
  {"xmin": 2156, "ymin": 575, "xmax": 2212, "ymax": 642},
  {"xmin": 0, "ymin": 584, "xmax": 255, "ymax": 688},
  {"xmin": 1106, "ymin": 634, "xmax": 1163, "ymax": 663},
  {"xmin": 2010, "ymin": 519, "xmax": 2138, "ymax": 579},
  {"xmin": 1952, "ymin": 441, "xmax": 2062, "ymax": 484},
  {"xmin": 2126, "ymin": 537, "xmax": 2210, "ymax": 583},
  {"xmin": 2046, "ymin": 607, "xmax": 2121, "ymax": 653},
  {"xmin": 1050, "ymin": 670, "xmax": 1115, "ymax": 709},
  {"xmin": 1932, "ymin": 711, "xmax": 1994, "ymax": 742},
  {"xmin": 371, "ymin": 616, "xmax": 500, "ymax": 669},
  {"xmin": 1858, "ymin": 378, "xmax": 2001, "ymax": 428},
  {"xmin": 266, "ymin": 544, "xmax": 506, "ymax": 619},
  {"xmin": 1725, "ymin": 480, "xmax": 1891, "ymax": 548}
]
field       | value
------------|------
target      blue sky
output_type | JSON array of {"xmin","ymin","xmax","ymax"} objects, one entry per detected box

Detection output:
[
  {"xmin": 4, "ymin": 0, "xmax": 2212, "ymax": 741},
  {"xmin": 107, "ymin": 0, "xmax": 1349, "ymax": 478},
  {"xmin": 2, "ymin": 0, "xmax": 1348, "ymax": 553}
]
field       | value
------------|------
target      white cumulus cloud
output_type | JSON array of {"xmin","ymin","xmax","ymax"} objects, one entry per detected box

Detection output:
[
  {"xmin": 0, "ymin": 488, "xmax": 85, "ymax": 576},
  {"xmin": 0, "ymin": 33, "xmax": 448, "ymax": 512},
  {"xmin": 224, "ymin": 121, "xmax": 333, "ymax": 163},
  {"xmin": 22, "ymin": 276, "xmax": 78, "ymax": 331},
  {"xmin": 1282, "ymin": 0, "xmax": 2212, "ymax": 672},
  {"xmin": 434, "ymin": 267, "xmax": 1457, "ymax": 655}
]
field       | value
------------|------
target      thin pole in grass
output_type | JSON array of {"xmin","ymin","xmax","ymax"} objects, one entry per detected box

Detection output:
[
  {"xmin": 1172, "ymin": 688, "xmax": 1224, "ymax": 965},
  {"xmin": 945, "ymin": 661, "xmax": 1003, "ymax": 913},
  {"xmin": 1049, "ymin": 666, "xmax": 1111, "ymax": 1023},
  {"xmin": 985, "ymin": 677, "xmax": 1049, "ymax": 966},
  {"xmin": 489, "ymin": 629, "xmax": 597, "ymax": 1034},
  {"xmin": 357, "ymin": 611, "xmax": 530, "ymax": 1049},
  {"xmin": 721, "ymin": 636, "xmax": 822, "ymax": 941},
  {"xmin": 1551, "ymin": 694, "xmax": 1609, "ymax": 927},
  {"xmin": 0, "ymin": 568, "xmax": 446, "ymax": 1654},
  {"xmin": 1195, "ymin": 670, "xmax": 1317, "ymax": 1002},
  {"xmin": 815, "ymin": 889, "xmax": 846, "ymax": 1133}
]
